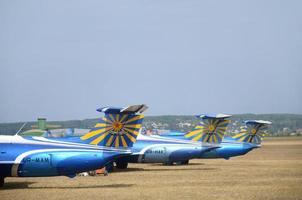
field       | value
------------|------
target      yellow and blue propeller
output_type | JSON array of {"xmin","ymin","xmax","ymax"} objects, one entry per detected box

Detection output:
[
  {"xmin": 233, "ymin": 120, "xmax": 272, "ymax": 144},
  {"xmin": 185, "ymin": 114, "xmax": 232, "ymax": 143},
  {"xmin": 81, "ymin": 104, "xmax": 148, "ymax": 148}
]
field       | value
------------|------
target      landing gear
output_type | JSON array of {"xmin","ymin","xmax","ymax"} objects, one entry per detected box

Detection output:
[
  {"xmin": 180, "ymin": 160, "xmax": 189, "ymax": 165},
  {"xmin": 172, "ymin": 160, "xmax": 189, "ymax": 165},
  {"xmin": 163, "ymin": 161, "xmax": 174, "ymax": 165},
  {"xmin": 105, "ymin": 162, "xmax": 114, "ymax": 172},
  {"xmin": 115, "ymin": 160, "xmax": 128, "ymax": 169},
  {"xmin": 0, "ymin": 177, "xmax": 4, "ymax": 187},
  {"xmin": 175, "ymin": 160, "xmax": 189, "ymax": 165}
]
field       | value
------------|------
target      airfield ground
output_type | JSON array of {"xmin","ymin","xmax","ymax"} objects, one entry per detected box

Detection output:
[{"xmin": 1, "ymin": 137, "xmax": 302, "ymax": 200}]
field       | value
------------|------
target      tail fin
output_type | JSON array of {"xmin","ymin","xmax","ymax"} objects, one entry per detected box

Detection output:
[
  {"xmin": 80, "ymin": 104, "xmax": 148, "ymax": 148},
  {"xmin": 233, "ymin": 120, "xmax": 272, "ymax": 144},
  {"xmin": 185, "ymin": 114, "xmax": 232, "ymax": 143}
]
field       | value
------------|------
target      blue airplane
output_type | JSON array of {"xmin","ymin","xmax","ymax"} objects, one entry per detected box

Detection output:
[
  {"xmin": 0, "ymin": 104, "xmax": 148, "ymax": 187},
  {"xmin": 159, "ymin": 114, "xmax": 272, "ymax": 161},
  {"xmin": 78, "ymin": 106, "xmax": 220, "ymax": 170},
  {"xmin": 0, "ymin": 104, "xmax": 220, "ymax": 186}
]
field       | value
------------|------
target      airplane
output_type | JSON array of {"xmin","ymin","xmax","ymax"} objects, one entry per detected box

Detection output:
[
  {"xmin": 0, "ymin": 104, "xmax": 222, "ymax": 186},
  {"xmin": 0, "ymin": 104, "xmax": 147, "ymax": 187},
  {"xmin": 78, "ymin": 106, "xmax": 221, "ymax": 170},
  {"xmin": 159, "ymin": 114, "xmax": 272, "ymax": 161}
]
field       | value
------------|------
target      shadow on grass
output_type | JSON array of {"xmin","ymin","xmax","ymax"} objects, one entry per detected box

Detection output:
[
  {"xmin": 113, "ymin": 167, "xmax": 217, "ymax": 173},
  {"xmin": 143, "ymin": 167, "xmax": 217, "ymax": 172},
  {"xmin": 149, "ymin": 162, "xmax": 206, "ymax": 166},
  {"xmin": 1, "ymin": 182, "xmax": 134, "ymax": 190},
  {"xmin": 1, "ymin": 181, "xmax": 35, "ymax": 190}
]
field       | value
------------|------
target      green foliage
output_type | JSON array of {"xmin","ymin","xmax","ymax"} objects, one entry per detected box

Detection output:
[{"xmin": 0, "ymin": 114, "xmax": 301, "ymax": 136}]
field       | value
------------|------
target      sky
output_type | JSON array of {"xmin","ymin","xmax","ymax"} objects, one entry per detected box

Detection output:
[{"xmin": 0, "ymin": 0, "xmax": 301, "ymax": 122}]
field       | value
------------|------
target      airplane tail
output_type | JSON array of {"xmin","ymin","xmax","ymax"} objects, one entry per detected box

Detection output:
[
  {"xmin": 80, "ymin": 104, "xmax": 148, "ymax": 148},
  {"xmin": 184, "ymin": 114, "xmax": 232, "ymax": 143},
  {"xmin": 232, "ymin": 120, "xmax": 272, "ymax": 144}
]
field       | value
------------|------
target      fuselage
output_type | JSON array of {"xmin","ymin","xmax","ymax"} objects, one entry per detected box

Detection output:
[
  {"xmin": 38, "ymin": 134, "xmax": 217, "ymax": 164},
  {"xmin": 3, "ymin": 133, "xmax": 218, "ymax": 167},
  {"xmin": 119, "ymin": 134, "xmax": 218, "ymax": 164},
  {"xmin": 159, "ymin": 132, "xmax": 260, "ymax": 159},
  {"xmin": 0, "ymin": 135, "xmax": 130, "ymax": 178},
  {"xmin": 0, "ymin": 133, "xmax": 218, "ymax": 178}
]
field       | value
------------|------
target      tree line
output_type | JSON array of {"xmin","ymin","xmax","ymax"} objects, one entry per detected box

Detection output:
[{"xmin": 0, "ymin": 114, "xmax": 301, "ymax": 136}]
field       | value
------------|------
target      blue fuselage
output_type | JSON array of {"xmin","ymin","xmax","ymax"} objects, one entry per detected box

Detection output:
[
  {"xmin": 0, "ymin": 135, "xmax": 130, "ymax": 178},
  {"xmin": 0, "ymin": 133, "xmax": 218, "ymax": 177},
  {"xmin": 159, "ymin": 132, "xmax": 259, "ymax": 159},
  {"xmin": 51, "ymin": 134, "xmax": 216, "ymax": 164},
  {"xmin": 43, "ymin": 134, "xmax": 218, "ymax": 164},
  {"xmin": 117, "ymin": 134, "xmax": 217, "ymax": 164}
]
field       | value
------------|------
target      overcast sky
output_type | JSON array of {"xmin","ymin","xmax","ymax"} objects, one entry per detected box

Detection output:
[{"xmin": 0, "ymin": 0, "xmax": 301, "ymax": 122}]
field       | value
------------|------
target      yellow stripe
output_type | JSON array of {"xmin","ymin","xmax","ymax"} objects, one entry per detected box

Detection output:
[
  {"xmin": 124, "ymin": 124, "xmax": 142, "ymax": 129},
  {"xmin": 185, "ymin": 129, "xmax": 202, "ymax": 138},
  {"xmin": 233, "ymin": 133, "xmax": 246, "ymax": 139},
  {"xmin": 213, "ymin": 134, "xmax": 218, "ymax": 143},
  {"xmin": 219, "ymin": 120, "xmax": 230, "ymax": 125},
  {"xmin": 90, "ymin": 132, "xmax": 111, "ymax": 145},
  {"xmin": 109, "ymin": 114, "xmax": 115, "ymax": 123},
  {"xmin": 116, "ymin": 114, "xmax": 120, "ymax": 122},
  {"xmin": 115, "ymin": 136, "xmax": 120, "ymax": 148},
  {"xmin": 124, "ymin": 115, "xmax": 144, "ymax": 124},
  {"xmin": 208, "ymin": 134, "xmax": 212, "ymax": 143},
  {"xmin": 216, "ymin": 129, "xmax": 223, "ymax": 135},
  {"xmin": 217, "ymin": 128, "xmax": 227, "ymax": 135},
  {"xmin": 217, "ymin": 126, "xmax": 227, "ymax": 131},
  {"xmin": 239, "ymin": 136, "xmax": 248, "ymax": 142},
  {"xmin": 206, "ymin": 134, "xmax": 211, "ymax": 142},
  {"xmin": 125, "ymin": 133, "xmax": 136, "ymax": 143},
  {"xmin": 124, "ymin": 128, "xmax": 139, "ymax": 136},
  {"xmin": 201, "ymin": 120, "xmax": 209, "ymax": 126},
  {"xmin": 95, "ymin": 123, "xmax": 110, "ymax": 128},
  {"xmin": 121, "ymin": 136, "xmax": 128, "ymax": 147},
  {"xmin": 192, "ymin": 133, "xmax": 203, "ymax": 141},
  {"xmin": 210, "ymin": 135, "xmax": 214, "ymax": 143},
  {"xmin": 209, "ymin": 134, "xmax": 213, "ymax": 143},
  {"xmin": 106, "ymin": 135, "xmax": 114, "ymax": 146},
  {"xmin": 102, "ymin": 117, "xmax": 113, "ymax": 124},
  {"xmin": 120, "ymin": 114, "xmax": 128, "ymax": 123},
  {"xmin": 81, "ymin": 127, "xmax": 113, "ymax": 140},
  {"xmin": 216, "ymin": 132, "xmax": 223, "ymax": 139},
  {"xmin": 246, "ymin": 136, "xmax": 252, "ymax": 141}
]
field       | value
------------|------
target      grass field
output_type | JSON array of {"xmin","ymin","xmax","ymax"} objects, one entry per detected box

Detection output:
[{"xmin": 1, "ymin": 137, "xmax": 302, "ymax": 200}]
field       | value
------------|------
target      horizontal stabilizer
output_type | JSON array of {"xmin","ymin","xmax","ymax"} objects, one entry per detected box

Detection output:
[
  {"xmin": 196, "ymin": 114, "xmax": 232, "ymax": 119},
  {"xmin": 244, "ymin": 120, "xmax": 272, "ymax": 125},
  {"xmin": 97, "ymin": 104, "xmax": 148, "ymax": 114}
]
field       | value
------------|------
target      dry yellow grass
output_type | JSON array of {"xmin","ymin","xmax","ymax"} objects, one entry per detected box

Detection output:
[{"xmin": 1, "ymin": 137, "xmax": 302, "ymax": 200}]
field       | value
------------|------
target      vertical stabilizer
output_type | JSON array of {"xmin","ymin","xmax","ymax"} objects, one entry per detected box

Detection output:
[
  {"xmin": 185, "ymin": 114, "xmax": 232, "ymax": 143},
  {"xmin": 80, "ymin": 104, "xmax": 148, "ymax": 148},
  {"xmin": 233, "ymin": 120, "xmax": 272, "ymax": 144}
]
